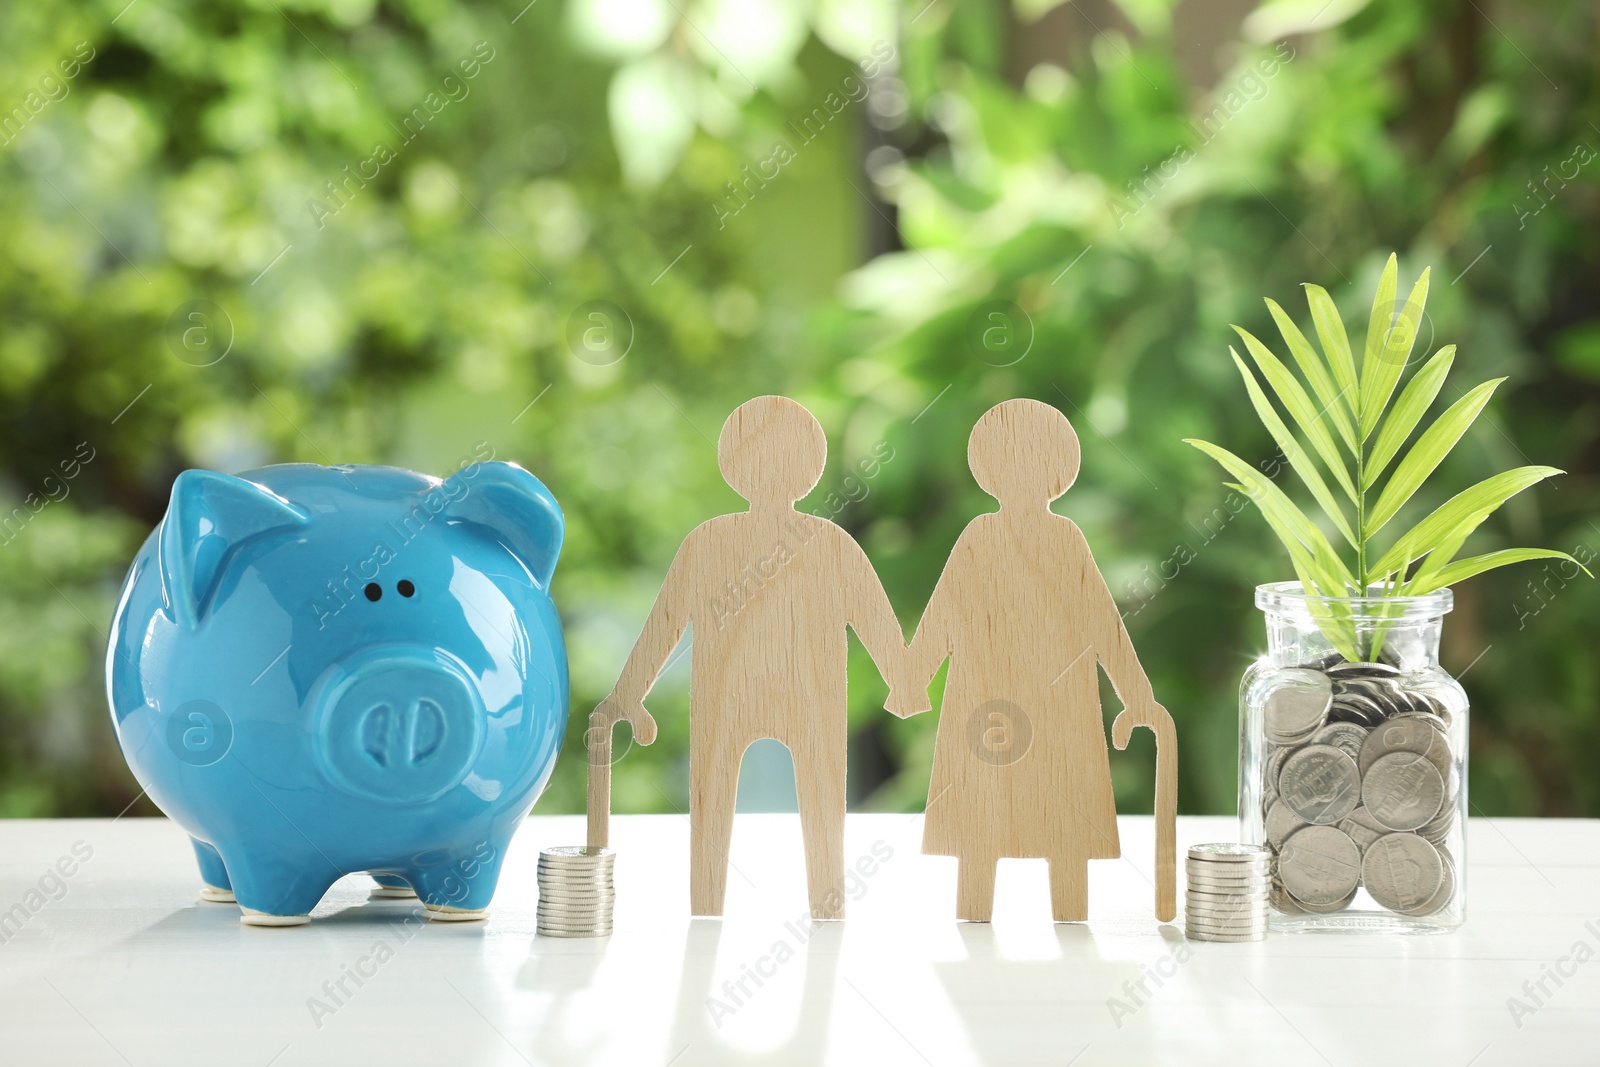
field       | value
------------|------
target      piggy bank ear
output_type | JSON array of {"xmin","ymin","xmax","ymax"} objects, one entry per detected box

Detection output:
[
  {"xmin": 440, "ymin": 462, "xmax": 564, "ymax": 589},
  {"xmin": 159, "ymin": 470, "xmax": 309, "ymax": 629}
]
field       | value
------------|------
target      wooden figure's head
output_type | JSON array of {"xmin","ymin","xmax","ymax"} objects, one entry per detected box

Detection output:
[
  {"xmin": 968, "ymin": 399, "xmax": 1081, "ymax": 507},
  {"xmin": 717, "ymin": 395, "xmax": 827, "ymax": 507}
]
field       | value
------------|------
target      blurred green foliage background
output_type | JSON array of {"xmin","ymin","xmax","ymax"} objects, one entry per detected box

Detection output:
[{"xmin": 2, "ymin": 0, "xmax": 1597, "ymax": 821}]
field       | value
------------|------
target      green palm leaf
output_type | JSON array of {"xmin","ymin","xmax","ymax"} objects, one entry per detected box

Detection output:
[
  {"xmin": 1368, "ymin": 465, "xmax": 1563, "ymax": 580},
  {"xmin": 1364, "ymin": 344, "xmax": 1455, "ymax": 489},
  {"xmin": 1406, "ymin": 548, "xmax": 1592, "ymax": 596},
  {"xmin": 1360, "ymin": 267, "xmax": 1431, "ymax": 439},
  {"xmin": 1186, "ymin": 439, "xmax": 1356, "ymax": 590},
  {"xmin": 1365, "ymin": 377, "xmax": 1505, "ymax": 537},
  {"xmin": 1303, "ymin": 283, "xmax": 1360, "ymax": 424},
  {"xmin": 1266, "ymin": 298, "xmax": 1359, "ymax": 454},
  {"xmin": 1230, "ymin": 350, "xmax": 1357, "ymax": 547},
  {"xmin": 1232, "ymin": 330, "xmax": 1358, "ymax": 503},
  {"xmin": 1196, "ymin": 255, "xmax": 1584, "ymax": 653},
  {"xmin": 1357, "ymin": 254, "xmax": 1398, "ymax": 419}
]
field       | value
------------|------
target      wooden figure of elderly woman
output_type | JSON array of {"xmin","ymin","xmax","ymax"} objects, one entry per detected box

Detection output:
[{"xmin": 891, "ymin": 399, "xmax": 1177, "ymax": 923}]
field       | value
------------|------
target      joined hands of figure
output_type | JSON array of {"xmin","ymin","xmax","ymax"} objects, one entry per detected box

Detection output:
[
  {"xmin": 592, "ymin": 690, "xmax": 659, "ymax": 749},
  {"xmin": 884, "ymin": 648, "xmax": 935, "ymax": 719},
  {"xmin": 1111, "ymin": 698, "xmax": 1174, "ymax": 750}
]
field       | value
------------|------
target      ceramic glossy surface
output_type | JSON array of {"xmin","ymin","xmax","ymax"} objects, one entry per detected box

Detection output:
[{"xmin": 106, "ymin": 461, "xmax": 569, "ymax": 921}]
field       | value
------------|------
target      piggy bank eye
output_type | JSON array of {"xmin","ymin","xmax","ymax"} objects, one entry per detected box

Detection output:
[
  {"xmin": 397, "ymin": 579, "xmax": 415, "ymax": 598},
  {"xmin": 364, "ymin": 583, "xmax": 382, "ymax": 602}
]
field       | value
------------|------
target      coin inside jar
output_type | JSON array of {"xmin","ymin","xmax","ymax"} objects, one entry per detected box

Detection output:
[
  {"xmin": 1264, "ymin": 669, "xmax": 1332, "ymax": 743},
  {"xmin": 1361, "ymin": 832, "xmax": 1445, "ymax": 913},
  {"xmin": 1279, "ymin": 744, "xmax": 1362, "ymax": 824},
  {"xmin": 1362, "ymin": 751, "xmax": 1445, "ymax": 831},
  {"xmin": 1336, "ymin": 805, "xmax": 1389, "ymax": 854},
  {"xmin": 1311, "ymin": 721, "xmax": 1369, "ymax": 762},
  {"xmin": 1277, "ymin": 824, "xmax": 1361, "ymax": 906},
  {"xmin": 1265, "ymin": 798, "xmax": 1309, "ymax": 849},
  {"xmin": 1358, "ymin": 716, "xmax": 1451, "ymax": 779}
]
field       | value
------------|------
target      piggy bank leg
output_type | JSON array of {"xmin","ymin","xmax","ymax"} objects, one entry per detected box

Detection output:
[
  {"xmin": 410, "ymin": 845, "xmax": 508, "ymax": 922},
  {"xmin": 369, "ymin": 874, "xmax": 417, "ymax": 899},
  {"xmin": 222, "ymin": 846, "xmax": 340, "ymax": 927},
  {"xmin": 191, "ymin": 839, "xmax": 236, "ymax": 903}
]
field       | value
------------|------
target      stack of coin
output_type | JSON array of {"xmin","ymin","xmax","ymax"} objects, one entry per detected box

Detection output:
[
  {"xmin": 1185, "ymin": 843, "xmax": 1270, "ymax": 941},
  {"xmin": 536, "ymin": 846, "xmax": 615, "ymax": 938},
  {"xmin": 1259, "ymin": 658, "xmax": 1461, "ymax": 917}
]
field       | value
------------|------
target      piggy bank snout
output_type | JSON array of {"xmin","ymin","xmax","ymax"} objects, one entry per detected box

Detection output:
[{"xmin": 312, "ymin": 647, "xmax": 486, "ymax": 804}]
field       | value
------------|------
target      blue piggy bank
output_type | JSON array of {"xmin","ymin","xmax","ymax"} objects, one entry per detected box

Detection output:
[{"xmin": 106, "ymin": 461, "xmax": 568, "ymax": 926}]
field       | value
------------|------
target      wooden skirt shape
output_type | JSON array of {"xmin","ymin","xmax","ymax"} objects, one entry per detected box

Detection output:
[{"xmin": 921, "ymin": 662, "xmax": 1120, "ymax": 864}]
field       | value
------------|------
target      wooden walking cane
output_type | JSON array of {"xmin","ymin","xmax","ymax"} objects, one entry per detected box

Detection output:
[
  {"xmin": 1115, "ymin": 707, "xmax": 1178, "ymax": 922},
  {"xmin": 587, "ymin": 710, "xmax": 612, "ymax": 849}
]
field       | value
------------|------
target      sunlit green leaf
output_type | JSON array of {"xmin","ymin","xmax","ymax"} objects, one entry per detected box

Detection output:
[
  {"xmin": 1186, "ymin": 439, "xmax": 1356, "ymax": 589},
  {"xmin": 1233, "ymin": 328, "xmax": 1358, "ymax": 503},
  {"xmin": 1230, "ymin": 349, "xmax": 1357, "ymax": 546},
  {"xmin": 1303, "ymin": 283, "xmax": 1361, "ymax": 427},
  {"xmin": 1267, "ymin": 298, "xmax": 1359, "ymax": 455},
  {"xmin": 1407, "ymin": 548, "xmax": 1593, "ymax": 595},
  {"xmin": 1365, "ymin": 344, "xmax": 1455, "ymax": 489},
  {"xmin": 1366, "ymin": 377, "xmax": 1505, "ymax": 536},
  {"xmin": 1360, "ymin": 267, "xmax": 1430, "ymax": 438},
  {"xmin": 1368, "ymin": 465, "xmax": 1563, "ymax": 579}
]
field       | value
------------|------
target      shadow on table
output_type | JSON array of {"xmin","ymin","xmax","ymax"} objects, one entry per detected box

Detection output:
[{"xmin": 663, "ymin": 918, "xmax": 841, "ymax": 1066}]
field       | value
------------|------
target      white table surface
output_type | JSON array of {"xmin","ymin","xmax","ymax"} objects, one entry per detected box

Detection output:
[{"xmin": 1, "ymin": 813, "xmax": 1596, "ymax": 1066}]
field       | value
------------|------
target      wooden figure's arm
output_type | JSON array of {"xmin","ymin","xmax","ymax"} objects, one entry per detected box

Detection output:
[
  {"xmin": 1070, "ymin": 521, "xmax": 1177, "ymax": 922},
  {"xmin": 896, "ymin": 531, "xmax": 966, "ymax": 718},
  {"xmin": 837, "ymin": 534, "xmax": 925, "ymax": 719},
  {"xmin": 596, "ymin": 540, "xmax": 698, "ymax": 747},
  {"xmin": 1071, "ymin": 524, "xmax": 1159, "ymax": 717}
]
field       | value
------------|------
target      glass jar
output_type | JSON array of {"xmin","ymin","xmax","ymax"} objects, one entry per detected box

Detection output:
[{"xmin": 1239, "ymin": 582, "xmax": 1467, "ymax": 932}]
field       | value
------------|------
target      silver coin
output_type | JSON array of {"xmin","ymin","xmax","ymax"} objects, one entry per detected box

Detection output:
[
  {"xmin": 536, "ymin": 915, "xmax": 616, "ymax": 929},
  {"xmin": 1186, "ymin": 863, "xmax": 1273, "ymax": 882},
  {"xmin": 1326, "ymin": 660, "xmax": 1400, "ymax": 678},
  {"xmin": 1188, "ymin": 883, "xmax": 1271, "ymax": 897},
  {"xmin": 1280, "ymin": 744, "xmax": 1362, "ymax": 824},
  {"xmin": 1265, "ymin": 746, "xmax": 1296, "ymax": 795},
  {"xmin": 538, "ymin": 897, "xmax": 618, "ymax": 909},
  {"xmin": 1185, "ymin": 895, "xmax": 1269, "ymax": 913},
  {"xmin": 1187, "ymin": 872, "xmax": 1271, "ymax": 889},
  {"xmin": 1185, "ymin": 901, "xmax": 1269, "ymax": 917},
  {"xmin": 1359, "ymin": 717, "xmax": 1451, "ymax": 779},
  {"xmin": 537, "ymin": 927, "xmax": 613, "ymax": 938},
  {"xmin": 1401, "ymin": 850, "xmax": 1457, "ymax": 917},
  {"xmin": 1328, "ymin": 701, "xmax": 1383, "ymax": 727},
  {"xmin": 541, "ymin": 845, "xmax": 615, "ymax": 860},
  {"xmin": 1264, "ymin": 669, "xmax": 1332, "ymax": 743},
  {"xmin": 1265, "ymin": 799, "xmax": 1309, "ymax": 850},
  {"xmin": 1338, "ymin": 677, "xmax": 1406, "ymax": 714},
  {"xmin": 1186, "ymin": 852, "xmax": 1273, "ymax": 869},
  {"xmin": 1277, "ymin": 825, "xmax": 1361, "ymax": 906},
  {"xmin": 1418, "ymin": 803, "xmax": 1456, "ymax": 846},
  {"xmin": 1332, "ymin": 691, "xmax": 1388, "ymax": 721},
  {"xmin": 537, "ymin": 882, "xmax": 616, "ymax": 894},
  {"xmin": 1184, "ymin": 910, "xmax": 1269, "ymax": 928},
  {"xmin": 1312, "ymin": 722, "xmax": 1368, "ymax": 762},
  {"xmin": 537, "ymin": 871, "xmax": 617, "ymax": 883},
  {"xmin": 537, "ymin": 908, "xmax": 611, "ymax": 921},
  {"xmin": 1363, "ymin": 751, "xmax": 1445, "ymax": 831},
  {"xmin": 1183, "ymin": 911, "xmax": 1269, "ymax": 928},
  {"xmin": 1268, "ymin": 880, "xmax": 1305, "ymax": 914},
  {"xmin": 1185, "ymin": 927, "xmax": 1267, "ymax": 942},
  {"xmin": 1337, "ymin": 806, "xmax": 1390, "ymax": 855},
  {"xmin": 538, "ymin": 887, "xmax": 618, "ymax": 899},
  {"xmin": 1188, "ymin": 843, "xmax": 1272, "ymax": 863},
  {"xmin": 1362, "ymin": 833, "xmax": 1444, "ymax": 913},
  {"xmin": 1287, "ymin": 885, "xmax": 1358, "ymax": 913}
]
